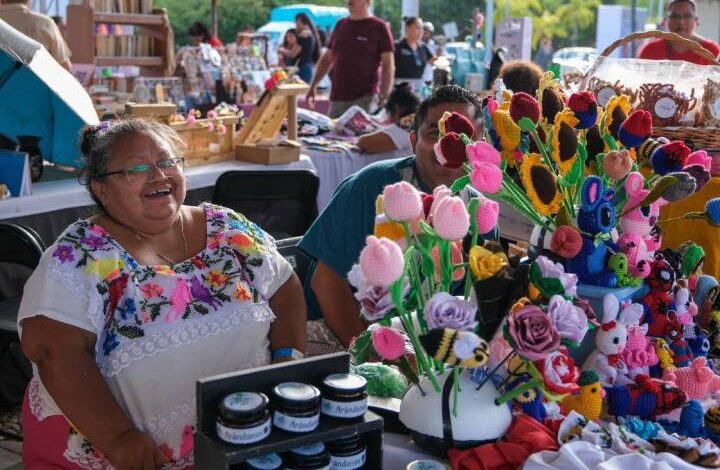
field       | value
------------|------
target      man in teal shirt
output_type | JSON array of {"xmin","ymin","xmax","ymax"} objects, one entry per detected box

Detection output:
[{"xmin": 299, "ymin": 85, "xmax": 485, "ymax": 350}]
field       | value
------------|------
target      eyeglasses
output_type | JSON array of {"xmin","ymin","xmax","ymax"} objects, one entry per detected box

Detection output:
[
  {"xmin": 95, "ymin": 157, "xmax": 185, "ymax": 186},
  {"xmin": 667, "ymin": 13, "xmax": 697, "ymax": 21}
]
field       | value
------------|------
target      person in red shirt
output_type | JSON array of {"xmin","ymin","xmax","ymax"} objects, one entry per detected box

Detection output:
[
  {"xmin": 638, "ymin": 0, "xmax": 719, "ymax": 65},
  {"xmin": 188, "ymin": 21, "xmax": 223, "ymax": 48},
  {"xmin": 305, "ymin": 0, "xmax": 395, "ymax": 118}
]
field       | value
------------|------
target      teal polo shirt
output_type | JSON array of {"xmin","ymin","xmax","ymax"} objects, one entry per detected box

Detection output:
[{"xmin": 299, "ymin": 156, "xmax": 429, "ymax": 320}]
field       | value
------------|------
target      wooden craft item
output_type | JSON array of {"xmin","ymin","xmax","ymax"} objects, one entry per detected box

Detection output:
[
  {"xmin": 171, "ymin": 115, "xmax": 240, "ymax": 167},
  {"xmin": 638, "ymin": 83, "xmax": 696, "ymax": 127},
  {"xmin": 124, "ymin": 102, "xmax": 177, "ymax": 122},
  {"xmin": 587, "ymin": 77, "xmax": 638, "ymax": 107},
  {"xmin": 699, "ymin": 78, "xmax": 720, "ymax": 127}
]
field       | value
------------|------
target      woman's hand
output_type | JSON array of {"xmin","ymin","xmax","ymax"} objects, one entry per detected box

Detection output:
[{"xmin": 106, "ymin": 429, "xmax": 168, "ymax": 470}]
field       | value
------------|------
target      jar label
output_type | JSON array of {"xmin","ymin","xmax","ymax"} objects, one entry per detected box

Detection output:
[
  {"xmin": 330, "ymin": 449, "xmax": 366, "ymax": 470},
  {"xmin": 597, "ymin": 87, "xmax": 616, "ymax": 107},
  {"xmin": 273, "ymin": 410, "xmax": 319, "ymax": 433},
  {"xmin": 712, "ymin": 98, "xmax": 720, "ymax": 118},
  {"xmin": 655, "ymin": 97, "xmax": 677, "ymax": 119},
  {"xmin": 321, "ymin": 397, "xmax": 368, "ymax": 418},
  {"xmin": 216, "ymin": 418, "xmax": 270, "ymax": 445}
]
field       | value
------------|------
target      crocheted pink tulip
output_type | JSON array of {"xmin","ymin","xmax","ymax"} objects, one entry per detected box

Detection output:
[
  {"xmin": 467, "ymin": 141, "xmax": 501, "ymax": 166},
  {"xmin": 371, "ymin": 326, "xmax": 406, "ymax": 361},
  {"xmin": 359, "ymin": 236, "xmax": 405, "ymax": 288},
  {"xmin": 429, "ymin": 185, "xmax": 451, "ymax": 223},
  {"xmin": 476, "ymin": 196, "xmax": 499, "ymax": 234},
  {"xmin": 383, "ymin": 182, "xmax": 423, "ymax": 222},
  {"xmin": 432, "ymin": 197, "xmax": 470, "ymax": 241},
  {"xmin": 686, "ymin": 150, "xmax": 712, "ymax": 170},
  {"xmin": 470, "ymin": 159, "xmax": 503, "ymax": 194}
]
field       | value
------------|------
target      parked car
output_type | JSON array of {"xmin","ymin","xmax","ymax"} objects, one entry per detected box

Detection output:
[{"xmin": 551, "ymin": 46, "xmax": 597, "ymax": 78}]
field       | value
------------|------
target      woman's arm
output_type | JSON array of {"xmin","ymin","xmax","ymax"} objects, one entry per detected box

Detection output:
[
  {"xmin": 22, "ymin": 316, "xmax": 167, "ymax": 470},
  {"xmin": 356, "ymin": 130, "xmax": 399, "ymax": 154},
  {"xmin": 268, "ymin": 273, "xmax": 307, "ymax": 360},
  {"xmin": 311, "ymin": 261, "xmax": 366, "ymax": 347},
  {"xmin": 279, "ymin": 44, "xmax": 303, "ymax": 60}
]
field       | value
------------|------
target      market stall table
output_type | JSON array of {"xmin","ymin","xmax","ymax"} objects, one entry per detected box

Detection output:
[
  {"xmin": 660, "ymin": 176, "xmax": 720, "ymax": 280},
  {"xmin": 0, "ymin": 155, "xmax": 317, "ymax": 243}
]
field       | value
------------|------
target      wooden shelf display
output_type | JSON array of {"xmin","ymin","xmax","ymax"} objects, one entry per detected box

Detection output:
[{"xmin": 66, "ymin": 0, "xmax": 173, "ymax": 77}]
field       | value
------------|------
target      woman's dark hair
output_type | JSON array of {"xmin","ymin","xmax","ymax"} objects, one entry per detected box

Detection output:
[
  {"xmin": 295, "ymin": 12, "xmax": 321, "ymax": 62},
  {"xmin": 283, "ymin": 28, "xmax": 298, "ymax": 48},
  {"xmin": 78, "ymin": 119, "xmax": 186, "ymax": 212},
  {"xmin": 404, "ymin": 16, "xmax": 422, "ymax": 27},
  {"xmin": 385, "ymin": 82, "xmax": 420, "ymax": 119},
  {"xmin": 498, "ymin": 59, "xmax": 543, "ymax": 96},
  {"xmin": 188, "ymin": 21, "xmax": 212, "ymax": 42},
  {"xmin": 414, "ymin": 85, "xmax": 483, "ymax": 132}
]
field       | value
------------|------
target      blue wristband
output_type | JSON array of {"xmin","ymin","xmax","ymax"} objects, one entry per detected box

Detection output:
[{"xmin": 272, "ymin": 347, "xmax": 294, "ymax": 360}]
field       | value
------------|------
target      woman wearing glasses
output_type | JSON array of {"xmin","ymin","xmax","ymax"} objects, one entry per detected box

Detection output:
[
  {"xmin": 18, "ymin": 119, "xmax": 306, "ymax": 469},
  {"xmin": 394, "ymin": 17, "xmax": 435, "ymax": 89},
  {"xmin": 638, "ymin": 0, "xmax": 719, "ymax": 65}
]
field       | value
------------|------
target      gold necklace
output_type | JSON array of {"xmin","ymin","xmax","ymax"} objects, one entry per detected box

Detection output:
[{"xmin": 124, "ymin": 212, "xmax": 188, "ymax": 265}]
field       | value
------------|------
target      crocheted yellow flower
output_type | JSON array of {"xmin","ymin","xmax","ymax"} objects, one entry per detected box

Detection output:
[
  {"xmin": 520, "ymin": 153, "xmax": 563, "ymax": 216},
  {"xmin": 551, "ymin": 109, "xmax": 579, "ymax": 175},
  {"xmin": 537, "ymin": 72, "xmax": 565, "ymax": 125},
  {"xmin": 469, "ymin": 246, "xmax": 508, "ymax": 280},
  {"xmin": 603, "ymin": 95, "xmax": 632, "ymax": 139},
  {"xmin": 491, "ymin": 108, "xmax": 521, "ymax": 159},
  {"xmin": 85, "ymin": 258, "xmax": 125, "ymax": 280}
]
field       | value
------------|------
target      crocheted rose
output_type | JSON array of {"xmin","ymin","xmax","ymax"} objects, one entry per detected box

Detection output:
[
  {"xmin": 347, "ymin": 264, "xmax": 403, "ymax": 321},
  {"xmin": 536, "ymin": 255, "xmax": 578, "ymax": 296},
  {"xmin": 509, "ymin": 92, "xmax": 541, "ymax": 124},
  {"xmin": 469, "ymin": 245, "xmax": 507, "ymax": 280},
  {"xmin": 383, "ymin": 181, "xmax": 423, "ymax": 222},
  {"xmin": 434, "ymin": 132, "xmax": 467, "ymax": 169},
  {"xmin": 506, "ymin": 304, "xmax": 560, "ymax": 361},
  {"xmin": 432, "ymin": 196, "xmax": 470, "ymax": 241},
  {"xmin": 547, "ymin": 295, "xmax": 588, "ymax": 344},
  {"xmin": 424, "ymin": 292, "xmax": 478, "ymax": 331},
  {"xmin": 684, "ymin": 164, "xmax": 710, "ymax": 192},
  {"xmin": 535, "ymin": 349, "xmax": 580, "ymax": 395},
  {"xmin": 567, "ymin": 91, "xmax": 598, "ymax": 129},
  {"xmin": 439, "ymin": 111, "xmax": 475, "ymax": 137},
  {"xmin": 604, "ymin": 149, "xmax": 633, "ymax": 181},
  {"xmin": 371, "ymin": 326, "xmax": 406, "ymax": 361},
  {"xmin": 686, "ymin": 150, "xmax": 712, "ymax": 170},
  {"xmin": 550, "ymin": 225, "xmax": 582, "ymax": 259},
  {"xmin": 476, "ymin": 196, "xmax": 500, "ymax": 234},
  {"xmin": 651, "ymin": 141, "xmax": 691, "ymax": 176},
  {"xmin": 359, "ymin": 236, "xmax": 404, "ymax": 288},
  {"xmin": 618, "ymin": 109, "xmax": 652, "ymax": 148}
]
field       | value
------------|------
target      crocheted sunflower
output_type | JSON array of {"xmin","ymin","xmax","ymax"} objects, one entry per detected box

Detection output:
[
  {"xmin": 552, "ymin": 109, "xmax": 579, "ymax": 175},
  {"xmin": 603, "ymin": 95, "xmax": 632, "ymax": 140},
  {"xmin": 537, "ymin": 72, "xmax": 565, "ymax": 125},
  {"xmin": 520, "ymin": 153, "xmax": 563, "ymax": 216}
]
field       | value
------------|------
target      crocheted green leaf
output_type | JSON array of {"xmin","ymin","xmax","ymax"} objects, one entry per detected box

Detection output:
[
  {"xmin": 518, "ymin": 116, "xmax": 537, "ymax": 133},
  {"xmin": 451, "ymin": 175, "xmax": 471, "ymax": 193},
  {"xmin": 641, "ymin": 175, "xmax": 677, "ymax": 207}
]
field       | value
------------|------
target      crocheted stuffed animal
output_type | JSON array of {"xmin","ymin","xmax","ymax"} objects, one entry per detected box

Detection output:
[
  {"xmin": 617, "ymin": 233, "xmax": 651, "ymax": 280},
  {"xmin": 674, "ymin": 284, "xmax": 699, "ymax": 327},
  {"xmin": 708, "ymin": 311, "xmax": 720, "ymax": 357},
  {"xmin": 620, "ymin": 172, "xmax": 669, "ymax": 254},
  {"xmin": 605, "ymin": 374, "xmax": 686, "ymax": 419},
  {"xmin": 686, "ymin": 326, "xmax": 711, "ymax": 360},
  {"xmin": 641, "ymin": 253, "xmax": 677, "ymax": 338},
  {"xmin": 608, "ymin": 252, "xmax": 643, "ymax": 288},
  {"xmin": 508, "ymin": 375, "xmax": 547, "ymax": 423},
  {"xmin": 419, "ymin": 328, "xmax": 490, "ymax": 368},
  {"xmin": 650, "ymin": 338, "xmax": 676, "ymax": 378},
  {"xmin": 662, "ymin": 357, "xmax": 720, "ymax": 400},
  {"xmin": 583, "ymin": 294, "xmax": 628, "ymax": 386},
  {"xmin": 561, "ymin": 370, "xmax": 603, "ymax": 421},
  {"xmin": 665, "ymin": 312, "xmax": 693, "ymax": 368},
  {"xmin": 621, "ymin": 324, "xmax": 659, "ymax": 380},
  {"xmin": 566, "ymin": 176, "xmax": 618, "ymax": 287}
]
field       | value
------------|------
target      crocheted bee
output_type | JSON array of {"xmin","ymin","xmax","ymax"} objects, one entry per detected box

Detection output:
[{"xmin": 419, "ymin": 328, "xmax": 489, "ymax": 369}]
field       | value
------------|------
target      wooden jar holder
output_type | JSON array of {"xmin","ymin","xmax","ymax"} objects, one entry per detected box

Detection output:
[{"xmin": 194, "ymin": 352, "xmax": 384, "ymax": 469}]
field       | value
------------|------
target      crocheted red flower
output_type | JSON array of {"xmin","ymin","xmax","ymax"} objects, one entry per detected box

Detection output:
[
  {"xmin": 567, "ymin": 92, "xmax": 598, "ymax": 129},
  {"xmin": 444, "ymin": 112, "xmax": 475, "ymax": 137},
  {"xmin": 619, "ymin": 110, "xmax": 653, "ymax": 148},
  {"xmin": 435, "ymin": 132, "xmax": 467, "ymax": 169},
  {"xmin": 509, "ymin": 92, "xmax": 541, "ymax": 124}
]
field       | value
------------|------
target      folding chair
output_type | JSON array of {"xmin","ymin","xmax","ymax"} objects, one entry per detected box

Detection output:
[
  {"xmin": 212, "ymin": 170, "xmax": 319, "ymax": 240},
  {"xmin": 275, "ymin": 237, "xmax": 311, "ymax": 286}
]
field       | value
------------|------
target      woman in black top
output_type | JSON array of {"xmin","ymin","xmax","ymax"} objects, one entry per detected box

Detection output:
[
  {"xmin": 294, "ymin": 13, "xmax": 321, "ymax": 84},
  {"xmin": 394, "ymin": 17, "xmax": 434, "ymax": 82}
]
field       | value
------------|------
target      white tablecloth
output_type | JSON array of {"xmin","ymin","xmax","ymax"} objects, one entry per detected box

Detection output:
[{"xmin": 0, "ymin": 155, "xmax": 317, "ymax": 220}]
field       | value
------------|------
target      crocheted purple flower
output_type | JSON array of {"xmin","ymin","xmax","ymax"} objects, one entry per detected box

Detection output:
[
  {"xmin": 80, "ymin": 236, "xmax": 105, "ymax": 250},
  {"xmin": 52, "ymin": 245, "xmax": 75, "ymax": 263},
  {"xmin": 424, "ymin": 292, "xmax": 477, "ymax": 331},
  {"xmin": 348, "ymin": 264, "xmax": 402, "ymax": 321},
  {"xmin": 507, "ymin": 304, "xmax": 560, "ymax": 361},
  {"xmin": 535, "ymin": 255, "xmax": 578, "ymax": 297},
  {"xmin": 547, "ymin": 295, "xmax": 588, "ymax": 344}
]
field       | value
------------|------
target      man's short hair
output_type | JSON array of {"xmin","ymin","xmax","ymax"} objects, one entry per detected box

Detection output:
[
  {"xmin": 499, "ymin": 60, "xmax": 544, "ymax": 96},
  {"xmin": 666, "ymin": 0, "xmax": 697, "ymax": 14},
  {"xmin": 413, "ymin": 85, "xmax": 483, "ymax": 132}
]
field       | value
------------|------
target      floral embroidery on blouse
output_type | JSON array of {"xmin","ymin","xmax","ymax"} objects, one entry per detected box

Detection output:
[{"xmin": 48, "ymin": 204, "xmax": 275, "ymax": 360}]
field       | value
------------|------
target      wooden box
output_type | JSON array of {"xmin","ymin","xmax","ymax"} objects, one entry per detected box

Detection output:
[
  {"xmin": 171, "ymin": 116, "xmax": 239, "ymax": 167},
  {"xmin": 124, "ymin": 102, "xmax": 177, "ymax": 122},
  {"xmin": 194, "ymin": 352, "xmax": 384, "ymax": 469},
  {"xmin": 235, "ymin": 140, "xmax": 300, "ymax": 165}
]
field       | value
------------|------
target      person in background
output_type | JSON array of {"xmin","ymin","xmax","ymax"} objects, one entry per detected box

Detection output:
[
  {"xmin": 188, "ymin": 21, "xmax": 222, "ymax": 48},
  {"xmin": 294, "ymin": 12, "xmax": 321, "ymax": 84},
  {"xmin": 299, "ymin": 85, "xmax": 483, "ymax": 353},
  {"xmin": 394, "ymin": 16, "xmax": 435, "ymax": 86},
  {"xmin": 19, "ymin": 119, "xmax": 306, "ymax": 469},
  {"xmin": 498, "ymin": 59, "xmax": 544, "ymax": 96},
  {"xmin": 356, "ymin": 82, "xmax": 420, "ymax": 154},
  {"xmin": 0, "ymin": 0, "xmax": 71, "ymax": 70},
  {"xmin": 306, "ymin": 0, "xmax": 395, "ymax": 119},
  {"xmin": 278, "ymin": 28, "xmax": 300, "ymax": 68},
  {"xmin": 638, "ymin": 0, "xmax": 719, "ymax": 65},
  {"xmin": 534, "ymin": 36, "xmax": 554, "ymax": 71},
  {"xmin": 422, "ymin": 21, "xmax": 436, "ymax": 55}
]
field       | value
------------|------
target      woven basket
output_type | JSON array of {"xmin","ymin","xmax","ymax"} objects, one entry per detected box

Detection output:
[{"xmin": 581, "ymin": 30, "xmax": 720, "ymax": 149}]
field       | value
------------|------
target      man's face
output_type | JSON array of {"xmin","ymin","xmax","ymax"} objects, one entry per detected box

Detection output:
[
  {"xmin": 665, "ymin": 1, "xmax": 698, "ymax": 38},
  {"xmin": 347, "ymin": 0, "xmax": 370, "ymax": 15},
  {"xmin": 411, "ymin": 102, "xmax": 482, "ymax": 189},
  {"xmin": 423, "ymin": 29, "xmax": 432, "ymax": 42}
]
